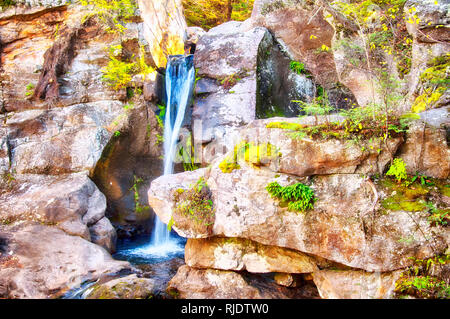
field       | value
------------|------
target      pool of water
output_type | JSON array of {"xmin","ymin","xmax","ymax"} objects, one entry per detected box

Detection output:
[{"xmin": 113, "ymin": 233, "xmax": 186, "ymax": 265}]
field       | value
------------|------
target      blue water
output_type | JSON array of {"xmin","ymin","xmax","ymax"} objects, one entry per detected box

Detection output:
[
  {"xmin": 149, "ymin": 54, "xmax": 195, "ymax": 250},
  {"xmin": 116, "ymin": 55, "xmax": 195, "ymax": 262},
  {"xmin": 113, "ymin": 234, "xmax": 186, "ymax": 265}
]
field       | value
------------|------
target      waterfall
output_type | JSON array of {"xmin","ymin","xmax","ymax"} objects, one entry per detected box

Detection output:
[{"xmin": 149, "ymin": 54, "xmax": 195, "ymax": 248}]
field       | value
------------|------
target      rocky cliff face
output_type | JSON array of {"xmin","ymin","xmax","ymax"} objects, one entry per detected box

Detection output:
[
  {"xmin": 0, "ymin": 1, "xmax": 180, "ymax": 298},
  {"xmin": 0, "ymin": 0, "xmax": 448, "ymax": 300}
]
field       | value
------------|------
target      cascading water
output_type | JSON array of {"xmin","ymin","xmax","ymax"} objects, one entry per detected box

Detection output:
[
  {"xmin": 150, "ymin": 54, "xmax": 195, "ymax": 247},
  {"xmin": 113, "ymin": 55, "xmax": 195, "ymax": 263}
]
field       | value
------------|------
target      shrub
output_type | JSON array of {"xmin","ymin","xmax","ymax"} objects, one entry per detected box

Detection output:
[
  {"xmin": 386, "ymin": 158, "xmax": 407, "ymax": 183},
  {"xmin": 101, "ymin": 55, "xmax": 136, "ymax": 90}
]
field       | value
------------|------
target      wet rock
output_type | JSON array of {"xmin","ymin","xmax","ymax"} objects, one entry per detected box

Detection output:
[
  {"xmin": 167, "ymin": 265, "xmax": 320, "ymax": 299},
  {"xmin": 313, "ymin": 269, "xmax": 403, "ymax": 299},
  {"xmin": 398, "ymin": 122, "xmax": 449, "ymax": 179},
  {"xmin": 91, "ymin": 102, "xmax": 163, "ymax": 237},
  {"xmin": 256, "ymin": 31, "xmax": 316, "ymax": 118},
  {"xmin": 85, "ymin": 274, "xmax": 155, "ymax": 299},
  {"xmin": 137, "ymin": 257, "xmax": 185, "ymax": 298},
  {"xmin": 0, "ymin": 223, "xmax": 130, "ymax": 299},
  {"xmin": 90, "ymin": 217, "xmax": 117, "ymax": 253},
  {"xmin": 185, "ymin": 237, "xmax": 318, "ymax": 274}
]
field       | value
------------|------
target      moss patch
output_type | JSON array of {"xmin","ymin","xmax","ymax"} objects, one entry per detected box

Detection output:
[
  {"xmin": 380, "ymin": 178, "xmax": 429, "ymax": 212},
  {"xmin": 412, "ymin": 54, "xmax": 449, "ymax": 113}
]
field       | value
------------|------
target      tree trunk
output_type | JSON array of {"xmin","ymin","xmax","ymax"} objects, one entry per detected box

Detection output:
[{"xmin": 225, "ymin": 0, "xmax": 233, "ymax": 21}]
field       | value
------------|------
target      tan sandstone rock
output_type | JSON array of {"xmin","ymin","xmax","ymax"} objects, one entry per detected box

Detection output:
[{"xmin": 185, "ymin": 237, "xmax": 318, "ymax": 274}]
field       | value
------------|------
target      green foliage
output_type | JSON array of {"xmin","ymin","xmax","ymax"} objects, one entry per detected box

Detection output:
[
  {"xmin": 0, "ymin": 0, "xmax": 14, "ymax": 8},
  {"xmin": 182, "ymin": 0, "xmax": 254, "ymax": 30},
  {"xmin": 130, "ymin": 176, "xmax": 150, "ymax": 216},
  {"xmin": 80, "ymin": 0, "xmax": 137, "ymax": 33},
  {"xmin": 25, "ymin": 83, "xmax": 35, "ymax": 97},
  {"xmin": 137, "ymin": 44, "xmax": 155, "ymax": 80},
  {"xmin": 426, "ymin": 202, "xmax": 449, "ymax": 226},
  {"xmin": 219, "ymin": 158, "xmax": 240, "ymax": 173},
  {"xmin": 386, "ymin": 158, "xmax": 407, "ymax": 183},
  {"xmin": 294, "ymin": 88, "xmax": 334, "ymax": 125},
  {"xmin": 395, "ymin": 254, "xmax": 450, "ymax": 299},
  {"xmin": 412, "ymin": 54, "xmax": 449, "ymax": 113},
  {"xmin": 101, "ymin": 47, "xmax": 136, "ymax": 90},
  {"xmin": 266, "ymin": 181, "xmax": 316, "ymax": 213},
  {"xmin": 266, "ymin": 122, "xmax": 305, "ymax": 131},
  {"xmin": 178, "ymin": 143, "xmax": 199, "ymax": 172},
  {"xmin": 289, "ymin": 61, "xmax": 306, "ymax": 75},
  {"xmin": 156, "ymin": 104, "xmax": 166, "ymax": 129},
  {"xmin": 167, "ymin": 216, "xmax": 175, "ymax": 232}
]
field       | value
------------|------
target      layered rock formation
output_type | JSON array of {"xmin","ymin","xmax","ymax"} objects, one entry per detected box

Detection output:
[
  {"xmin": 0, "ymin": 1, "xmax": 177, "ymax": 298},
  {"xmin": 149, "ymin": 114, "xmax": 449, "ymax": 298}
]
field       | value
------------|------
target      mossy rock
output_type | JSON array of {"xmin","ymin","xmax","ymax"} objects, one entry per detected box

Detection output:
[
  {"xmin": 86, "ymin": 275, "xmax": 155, "ymax": 299},
  {"xmin": 172, "ymin": 177, "xmax": 215, "ymax": 237}
]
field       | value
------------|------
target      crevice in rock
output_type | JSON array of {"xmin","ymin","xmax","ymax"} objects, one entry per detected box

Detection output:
[{"xmin": 33, "ymin": 16, "xmax": 95, "ymax": 104}]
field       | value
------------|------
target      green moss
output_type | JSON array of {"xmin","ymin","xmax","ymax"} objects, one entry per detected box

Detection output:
[
  {"xmin": 266, "ymin": 121, "xmax": 305, "ymax": 131},
  {"xmin": 436, "ymin": 181, "xmax": 450, "ymax": 197},
  {"xmin": 380, "ymin": 178, "xmax": 431, "ymax": 213},
  {"xmin": 412, "ymin": 53, "xmax": 449, "ymax": 113}
]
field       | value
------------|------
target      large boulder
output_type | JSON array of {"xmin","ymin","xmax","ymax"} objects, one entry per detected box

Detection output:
[
  {"xmin": 0, "ymin": 223, "xmax": 130, "ymax": 299},
  {"xmin": 149, "ymin": 158, "xmax": 448, "ymax": 272},
  {"xmin": 192, "ymin": 22, "xmax": 271, "ymax": 159},
  {"xmin": 0, "ymin": 173, "xmax": 116, "ymax": 252},
  {"xmin": 239, "ymin": 118, "xmax": 404, "ymax": 176},
  {"xmin": 4, "ymin": 101, "xmax": 126, "ymax": 175}
]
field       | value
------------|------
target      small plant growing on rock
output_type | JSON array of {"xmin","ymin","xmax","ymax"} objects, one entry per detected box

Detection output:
[
  {"xmin": 289, "ymin": 61, "xmax": 306, "ymax": 75},
  {"xmin": 172, "ymin": 177, "xmax": 215, "ymax": 235},
  {"xmin": 395, "ymin": 254, "xmax": 450, "ymax": 299},
  {"xmin": 219, "ymin": 158, "xmax": 241, "ymax": 173},
  {"xmin": 266, "ymin": 181, "xmax": 316, "ymax": 213},
  {"xmin": 386, "ymin": 158, "xmax": 407, "ymax": 183},
  {"xmin": 25, "ymin": 83, "xmax": 35, "ymax": 98},
  {"xmin": 130, "ymin": 176, "xmax": 151, "ymax": 216}
]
